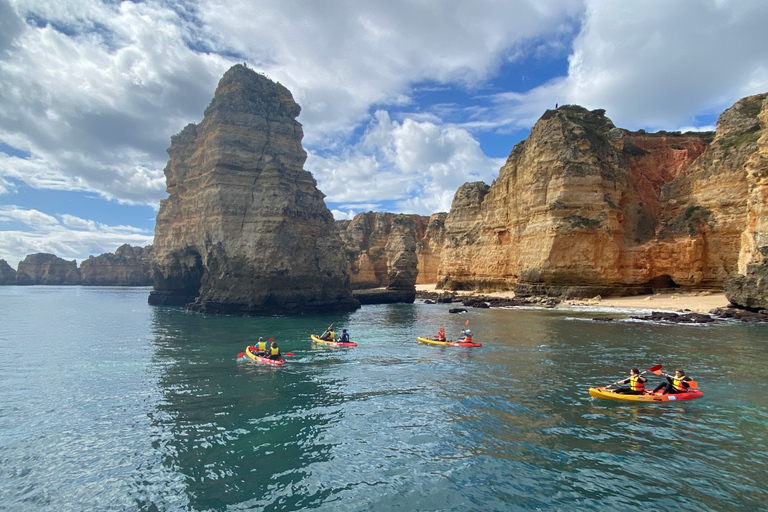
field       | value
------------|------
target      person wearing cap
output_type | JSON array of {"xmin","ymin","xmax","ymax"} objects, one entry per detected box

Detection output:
[
  {"xmin": 256, "ymin": 337, "xmax": 268, "ymax": 355},
  {"xmin": 266, "ymin": 341, "xmax": 281, "ymax": 360},
  {"xmin": 652, "ymin": 368, "xmax": 691, "ymax": 394},
  {"xmin": 459, "ymin": 328, "xmax": 472, "ymax": 342},
  {"xmin": 613, "ymin": 368, "xmax": 647, "ymax": 395},
  {"xmin": 339, "ymin": 328, "xmax": 350, "ymax": 342}
]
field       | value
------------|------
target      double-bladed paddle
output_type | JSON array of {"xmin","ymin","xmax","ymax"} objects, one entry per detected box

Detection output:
[{"xmin": 606, "ymin": 364, "xmax": 662, "ymax": 388}]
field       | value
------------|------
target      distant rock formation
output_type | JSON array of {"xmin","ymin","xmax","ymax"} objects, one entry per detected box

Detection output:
[
  {"xmin": 149, "ymin": 64, "xmax": 359, "ymax": 315},
  {"xmin": 80, "ymin": 244, "xmax": 153, "ymax": 286},
  {"xmin": 336, "ymin": 212, "xmax": 429, "ymax": 304},
  {"xmin": 0, "ymin": 259, "xmax": 16, "ymax": 284},
  {"xmin": 415, "ymin": 213, "xmax": 447, "ymax": 284},
  {"xmin": 15, "ymin": 253, "xmax": 80, "ymax": 285}
]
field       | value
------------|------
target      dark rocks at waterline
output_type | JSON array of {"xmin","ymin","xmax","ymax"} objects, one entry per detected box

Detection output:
[
  {"xmin": 353, "ymin": 288, "xmax": 416, "ymax": 305},
  {"xmin": 710, "ymin": 307, "xmax": 768, "ymax": 323},
  {"xmin": 629, "ymin": 311, "xmax": 717, "ymax": 323},
  {"xmin": 448, "ymin": 308, "xmax": 468, "ymax": 313}
]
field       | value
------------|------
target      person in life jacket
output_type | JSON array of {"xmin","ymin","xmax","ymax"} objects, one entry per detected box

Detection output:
[
  {"xmin": 320, "ymin": 328, "xmax": 335, "ymax": 341},
  {"xmin": 613, "ymin": 368, "xmax": 647, "ymax": 395},
  {"xmin": 652, "ymin": 368, "xmax": 691, "ymax": 394},
  {"xmin": 339, "ymin": 329, "xmax": 350, "ymax": 342},
  {"xmin": 266, "ymin": 341, "xmax": 281, "ymax": 360},
  {"xmin": 432, "ymin": 328, "xmax": 446, "ymax": 342},
  {"xmin": 256, "ymin": 337, "xmax": 268, "ymax": 355},
  {"xmin": 459, "ymin": 329, "xmax": 472, "ymax": 342}
]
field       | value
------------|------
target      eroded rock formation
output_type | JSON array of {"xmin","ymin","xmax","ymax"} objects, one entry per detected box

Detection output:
[
  {"xmin": 15, "ymin": 253, "xmax": 80, "ymax": 285},
  {"xmin": 0, "ymin": 259, "xmax": 16, "ymax": 284},
  {"xmin": 438, "ymin": 105, "xmax": 715, "ymax": 297},
  {"xmin": 149, "ymin": 64, "xmax": 359, "ymax": 315},
  {"xmin": 416, "ymin": 213, "xmax": 447, "ymax": 284},
  {"xmin": 725, "ymin": 94, "xmax": 768, "ymax": 310},
  {"xmin": 80, "ymin": 244, "xmax": 153, "ymax": 286}
]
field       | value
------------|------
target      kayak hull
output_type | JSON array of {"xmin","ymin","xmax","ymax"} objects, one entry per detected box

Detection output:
[
  {"xmin": 589, "ymin": 386, "xmax": 702, "ymax": 402},
  {"xmin": 417, "ymin": 336, "xmax": 482, "ymax": 347},
  {"xmin": 245, "ymin": 346, "xmax": 284, "ymax": 365},
  {"xmin": 310, "ymin": 334, "xmax": 357, "ymax": 347}
]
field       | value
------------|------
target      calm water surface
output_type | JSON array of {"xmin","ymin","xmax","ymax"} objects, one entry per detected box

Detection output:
[{"xmin": 1, "ymin": 286, "xmax": 767, "ymax": 511}]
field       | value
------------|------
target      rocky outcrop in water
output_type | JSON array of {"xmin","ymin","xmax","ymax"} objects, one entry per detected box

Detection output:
[
  {"xmin": 149, "ymin": 64, "xmax": 359, "ymax": 315},
  {"xmin": 436, "ymin": 97, "xmax": 768, "ymax": 298},
  {"xmin": 0, "ymin": 259, "xmax": 16, "ymax": 284},
  {"xmin": 15, "ymin": 253, "xmax": 80, "ymax": 285},
  {"xmin": 80, "ymin": 244, "xmax": 153, "ymax": 286}
]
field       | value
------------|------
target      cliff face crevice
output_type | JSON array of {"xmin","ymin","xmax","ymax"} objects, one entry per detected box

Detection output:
[{"xmin": 149, "ymin": 64, "xmax": 359, "ymax": 315}]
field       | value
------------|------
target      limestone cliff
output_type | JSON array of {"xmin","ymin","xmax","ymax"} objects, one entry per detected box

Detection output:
[
  {"xmin": 725, "ymin": 94, "xmax": 768, "ymax": 309},
  {"xmin": 149, "ymin": 64, "xmax": 359, "ymax": 315},
  {"xmin": 337, "ymin": 212, "xmax": 429, "ymax": 291},
  {"xmin": 438, "ymin": 105, "xmax": 712, "ymax": 297},
  {"xmin": 80, "ymin": 244, "xmax": 153, "ymax": 286},
  {"xmin": 15, "ymin": 253, "xmax": 80, "ymax": 285},
  {"xmin": 0, "ymin": 259, "xmax": 16, "ymax": 284},
  {"xmin": 415, "ymin": 213, "xmax": 447, "ymax": 284}
]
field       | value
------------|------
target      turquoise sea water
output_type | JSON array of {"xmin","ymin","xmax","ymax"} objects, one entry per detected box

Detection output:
[{"xmin": 1, "ymin": 286, "xmax": 767, "ymax": 511}]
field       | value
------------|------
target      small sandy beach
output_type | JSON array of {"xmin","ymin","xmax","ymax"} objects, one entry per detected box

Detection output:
[{"xmin": 415, "ymin": 284, "xmax": 729, "ymax": 313}]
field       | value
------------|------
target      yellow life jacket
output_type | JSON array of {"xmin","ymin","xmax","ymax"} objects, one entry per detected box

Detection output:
[
  {"xmin": 269, "ymin": 346, "xmax": 279, "ymax": 357},
  {"xmin": 258, "ymin": 341, "xmax": 267, "ymax": 353},
  {"xmin": 630, "ymin": 375, "xmax": 645, "ymax": 392},
  {"xmin": 328, "ymin": 330, "xmax": 335, "ymax": 341},
  {"xmin": 673, "ymin": 375, "xmax": 688, "ymax": 392}
]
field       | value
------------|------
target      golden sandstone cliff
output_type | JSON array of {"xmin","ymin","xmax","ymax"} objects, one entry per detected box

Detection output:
[
  {"xmin": 148, "ymin": 65, "xmax": 359, "ymax": 315},
  {"xmin": 437, "ymin": 94, "xmax": 768, "ymax": 305}
]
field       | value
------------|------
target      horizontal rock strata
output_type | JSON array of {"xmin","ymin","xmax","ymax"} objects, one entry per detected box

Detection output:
[
  {"xmin": 149, "ymin": 64, "xmax": 359, "ymax": 315},
  {"xmin": 80, "ymin": 244, "xmax": 153, "ymax": 286}
]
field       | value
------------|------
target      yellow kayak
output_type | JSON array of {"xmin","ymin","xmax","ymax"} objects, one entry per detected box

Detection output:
[
  {"xmin": 310, "ymin": 334, "xmax": 357, "ymax": 347},
  {"xmin": 588, "ymin": 386, "xmax": 703, "ymax": 402},
  {"xmin": 417, "ymin": 336, "xmax": 482, "ymax": 347},
  {"xmin": 245, "ymin": 345, "xmax": 284, "ymax": 365}
]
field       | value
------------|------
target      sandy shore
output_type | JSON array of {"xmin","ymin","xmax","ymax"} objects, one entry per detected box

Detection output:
[{"xmin": 415, "ymin": 284, "xmax": 729, "ymax": 313}]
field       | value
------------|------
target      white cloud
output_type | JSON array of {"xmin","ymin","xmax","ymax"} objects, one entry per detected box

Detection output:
[
  {"xmin": 0, "ymin": 206, "xmax": 153, "ymax": 265},
  {"xmin": 308, "ymin": 110, "xmax": 504, "ymax": 216},
  {"xmin": 486, "ymin": 0, "xmax": 768, "ymax": 131}
]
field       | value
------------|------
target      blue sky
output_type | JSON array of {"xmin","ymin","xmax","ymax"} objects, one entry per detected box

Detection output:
[{"xmin": 1, "ymin": 0, "xmax": 767, "ymax": 266}]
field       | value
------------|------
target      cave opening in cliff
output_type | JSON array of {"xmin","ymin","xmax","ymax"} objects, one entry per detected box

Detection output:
[{"xmin": 648, "ymin": 274, "xmax": 679, "ymax": 292}]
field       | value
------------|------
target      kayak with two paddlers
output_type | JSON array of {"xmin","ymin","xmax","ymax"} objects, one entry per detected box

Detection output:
[{"xmin": 589, "ymin": 364, "xmax": 702, "ymax": 402}]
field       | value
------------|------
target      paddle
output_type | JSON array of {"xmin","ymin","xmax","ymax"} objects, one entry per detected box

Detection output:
[
  {"xmin": 237, "ymin": 337, "xmax": 274, "ymax": 358},
  {"xmin": 607, "ymin": 364, "xmax": 662, "ymax": 388}
]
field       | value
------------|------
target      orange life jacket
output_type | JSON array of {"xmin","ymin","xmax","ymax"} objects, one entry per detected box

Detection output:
[
  {"xmin": 672, "ymin": 375, "xmax": 689, "ymax": 392},
  {"xmin": 630, "ymin": 375, "xmax": 645, "ymax": 392}
]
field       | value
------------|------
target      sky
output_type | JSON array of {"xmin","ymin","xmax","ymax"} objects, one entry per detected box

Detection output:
[{"xmin": 1, "ymin": 0, "xmax": 768, "ymax": 266}]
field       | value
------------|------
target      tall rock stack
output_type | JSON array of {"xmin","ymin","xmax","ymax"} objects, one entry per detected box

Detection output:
[
  {"xmin": 725, "ymin": 94, "xmax": 768, "ymax": 310},
  {"xmin": 149, "ymin": 64, "xmax": 359, "ymax": 315},
  {"xmin": 80, "ymin": 244, "xmax": 153, "ymax": 286},
  {"xmin": 0, "ymin": 259, "xmax": 16, "ymax": 284}
]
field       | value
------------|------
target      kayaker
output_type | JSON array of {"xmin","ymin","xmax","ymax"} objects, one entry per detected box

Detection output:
[
  {"xmin": 651, "ymin": 368, "xmax": 691, "ymax": 394},
  {"xmin": 320, "ymin": 328, "xmax": 335, "ymax": 341},
  {"xmin": 613, "ymin": 368, "xmax": 647, "ymax": 395},
  {"xmin": 459, "ymin": 329, "xmax": 472, "ymax": 342},
  {"xmin": 339, "ymin": 329, "xmax": 350, "ymax": 342},
  {"xmin": 432, "ymin": 328, "xmax": 446, "ymax": 341},
  {"xmin": 256, "ymin": 337, "xmax": 268, "ymax": 355},
  {"xmin": 266, "ymin": 341, "xmax": 282, "ymax": 361}
]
